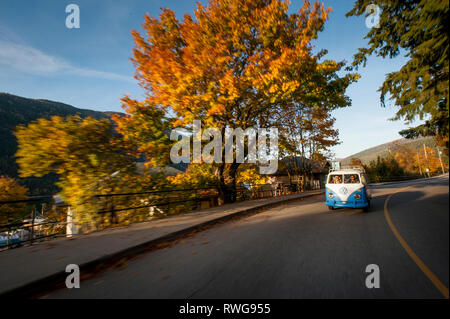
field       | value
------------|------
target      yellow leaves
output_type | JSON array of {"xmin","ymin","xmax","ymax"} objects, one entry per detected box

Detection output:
[
  {"xmin": 0, "ymin": 176, "xmax": 27, "ymax": 200},
  {"xmin": 15, "ymin": 115, "xmax": 132, "ymax": 182},
  {"xmin": 0, "ymin": 176, "xmax": 28, "ymax": 224},
  {"xmin": 216, "ymin": 55, "xmax": 232, "ymax": 65},
  {"xmin": 281, "ymin": 80, "xmax": 299, "ymax": 93},
  {"xmin": 394, "ymin": 145, "xmax": 446, "ymax": 174},
  {"xmin": 268, "ymin": 84, "xmax": 279, "ymax": 94},
  {"xmin": 207, "ymin": 103, "xmax": 226, "ymax": 116},
  {"xmin": 353, "ymin": 73, "xmax": 362, "ymax": 81},
  {"xmin": 317, "ymin": 60, "xmax": 338, "ymax": 73},
  {"xmin": 173, "ymin": 118, "xmax": 185, "ymax": 127},
  {"xmin": 237, "ymin": 166, "xmax": 268, "ymax": 185},
  {"xmin": 168, "ymin": 163, "xmax": 215, "ymax": 187}
]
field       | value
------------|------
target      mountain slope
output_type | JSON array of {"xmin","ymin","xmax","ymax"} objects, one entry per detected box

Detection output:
[
  {"xmin": 340, "ymin": 136, "xmax": 437, "ymax": 164},
  {"xmin": 0, "ymin": 92, "xmax": 119, "ymax": 194}
]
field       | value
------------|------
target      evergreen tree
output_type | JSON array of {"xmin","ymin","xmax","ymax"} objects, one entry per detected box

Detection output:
[{"xmin": 347, "ymin": 1, "xmax": 449, "ymax": 151}]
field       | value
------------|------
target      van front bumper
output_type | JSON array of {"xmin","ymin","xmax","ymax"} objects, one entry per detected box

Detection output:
[{"xmin": 325, "ymin": 199, "xmax": 369, "ymax": 208}]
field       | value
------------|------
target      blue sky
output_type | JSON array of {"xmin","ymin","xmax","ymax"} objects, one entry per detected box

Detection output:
[{"xmin": 0, "ymin": 0, "xmax": 421, "ymax": 159}]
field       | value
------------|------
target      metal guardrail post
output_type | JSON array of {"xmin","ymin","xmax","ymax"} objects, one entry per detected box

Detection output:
[
  {"xmin": 6, "ymin": 225, "xmax": 10, "ymax": 248},
  {"xmin": 30, "ymin": 205, "xmax": 36, "ymax": 245},
  {"xmin": 195, "ymin": 189, "xmax": 199, "ymax": 210},
  {"xmin": 111, "ymin": 196, "xmax": 116, "ymax": 225}
]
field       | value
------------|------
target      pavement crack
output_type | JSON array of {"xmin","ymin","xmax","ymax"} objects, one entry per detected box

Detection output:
[{"xmin": 186, "ymin": 267, "xmax": 227, "ymax": 299}]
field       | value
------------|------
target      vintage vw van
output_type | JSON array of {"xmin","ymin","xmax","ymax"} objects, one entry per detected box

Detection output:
[{"xmin": 325, "ymin": 167, "xmax": 371, "ymax": 212}]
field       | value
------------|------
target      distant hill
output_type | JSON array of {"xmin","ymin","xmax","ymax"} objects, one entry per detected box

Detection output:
[
  {"xmin": 340, "ymin": 136, "xmax": 438, "ymax": 165},
  {"xmin": 0, "ymin": 92, "xmax": 122, "ymax": 194}
]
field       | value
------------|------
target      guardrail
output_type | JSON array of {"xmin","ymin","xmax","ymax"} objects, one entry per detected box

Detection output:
[
  {"xmin": 90, "ymin": 182, "xmax": 305, "ymax": 226},
  {"xmin": 0, "ymin": 196, "xmax": 67, "ymax": 249},
  {"xmin": 367, "ymin": 174, "xmax": 425, "ymax": 183},
  {"xmin": 0, "ymin": 180, "xmax": 323, "ymax": 250}
]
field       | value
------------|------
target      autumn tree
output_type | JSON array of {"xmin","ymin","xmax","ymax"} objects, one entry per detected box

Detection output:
[
  {"xmin": 0, "ymin": 176, "xmax": 28, "ymax": 225},
  {"xmin": 14, "ymin": 116, "xmax": 136, "ymax": 226},
  {"xmin": 346, "ymin": 1, "xmax": 449, "ymax": 152},
  {"xmin": 116, "ymin": 0, "xmax": 359, "ymax": 203},
  {"xmin": 417, "ymin": 146, "xmax": 445, "ymax": 175},
  {"xmin": 394, "ymin": 149, "xmax": 419, "ymax": 174},
  {"xmin": 392, "ymin": 141, "xmax": 446, "ymax": 175},
  {"xmin": 350, "ymin": 158, "xmax": 363, "ymax": 166},
  {"xmin": 279, "ymin": 103, "xmax": 341, "ymax": 180}
]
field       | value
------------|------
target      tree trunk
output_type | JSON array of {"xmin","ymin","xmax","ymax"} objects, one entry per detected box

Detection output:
[
  {"xmin": 217, "ymin": 183, "xmax": 235, "ymax": 205},
  {"xmin": 215, "ymin": 163, "xmax": 239, "ymax": 205},
  {"xmin": 227, "ymin": 162, "xmax": 239, "ymax": 202}
]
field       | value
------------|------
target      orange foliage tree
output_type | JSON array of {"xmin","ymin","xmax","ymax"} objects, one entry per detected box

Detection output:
[
  {"xmin": 395, "ymin": 145, "xmax": 446, "ymax": 175},
  {"xmin": 0, "ymin": 176, "xmax": 28, "ymax": 225},
  {"xmin": 115, "ymin": 0, "xmax": 359, "ymax": 203}
]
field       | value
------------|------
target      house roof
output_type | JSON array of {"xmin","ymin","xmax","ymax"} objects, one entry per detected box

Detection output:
[{"xmin": 275, "ymin": 156, "xmax": 330, "ymax": 175}]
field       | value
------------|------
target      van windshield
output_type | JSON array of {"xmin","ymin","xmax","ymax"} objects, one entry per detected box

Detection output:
[
  {"xmin": 328, "ymin": 175, "xmax": 342, "ymax": 184},
  {"xmin": 344, "ymin": 174, "xmax": 360, "ymax": 184}
]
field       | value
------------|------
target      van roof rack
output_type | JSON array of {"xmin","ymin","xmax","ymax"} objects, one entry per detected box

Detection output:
[{"xmin": 329, "ymin": 165, "xmax": 365, "ymax": 173}]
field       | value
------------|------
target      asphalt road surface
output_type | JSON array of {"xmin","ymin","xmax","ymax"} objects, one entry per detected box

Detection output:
[{"xmin": 44, "ymin": 176, "xmax": 449, "ymax": 299}]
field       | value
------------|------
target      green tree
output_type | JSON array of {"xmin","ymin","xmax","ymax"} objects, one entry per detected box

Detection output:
[
  {"xmin": 346, "ymin": 0, "xmax": 449, "ymax": 151},
  {"xmin": 364, "ymin": 155, "xmax": 406, "ymax": 182}
]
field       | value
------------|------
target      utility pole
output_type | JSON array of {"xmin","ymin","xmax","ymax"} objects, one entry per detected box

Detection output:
[
  {"xmin": 437, "ymin": 148, "xmax": 445, "ymax": 174},
  {"xmin": 416, "ymin": 151, "xmax": 423, "ymax": 176},
  {"xmin": 423, "ymin": 144, "xmax": 430, "ymax": 178}
]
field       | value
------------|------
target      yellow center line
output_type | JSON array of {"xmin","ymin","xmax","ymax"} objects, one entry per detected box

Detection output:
[{"xmin": 384, "ymin": 186, "xmax": 449, "ymax": 299}]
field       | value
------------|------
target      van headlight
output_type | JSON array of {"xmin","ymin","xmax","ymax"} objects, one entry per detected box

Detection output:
[
  {"xmin": 353, "ymin": 194, "xmax": 361, "ymax": 199},
  {"xmin": 328, "ymin": 193, "xmax": 334, "ymax": 199}
]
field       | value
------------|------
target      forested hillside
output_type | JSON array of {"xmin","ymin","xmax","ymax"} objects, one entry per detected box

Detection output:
[
  {"xmin": 0, "ymin": 93, "xmax": 115, "ymax": 194},
  {"xmin": 341, "ymin": 137, "xmax": 438, "ymax": 164}
]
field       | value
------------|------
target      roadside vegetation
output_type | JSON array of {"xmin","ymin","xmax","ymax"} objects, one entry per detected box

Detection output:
[
  {"xmin": 0, "ymin": 176, "xmax": 28, "ymax": 225},
  {"xmin": 350, "ymin": 144, "xmax": 447, "ymax": 183}
]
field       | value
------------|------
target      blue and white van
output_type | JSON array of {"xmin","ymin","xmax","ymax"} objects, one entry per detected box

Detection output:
[{"xmin": 325, "ymin": 167, "xmax": 371, "ymax": 212}]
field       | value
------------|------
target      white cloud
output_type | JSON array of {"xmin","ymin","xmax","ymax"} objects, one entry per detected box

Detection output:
[{"xmin": 0, "ymin": 40, "xmax": 134, "ymax": 82}]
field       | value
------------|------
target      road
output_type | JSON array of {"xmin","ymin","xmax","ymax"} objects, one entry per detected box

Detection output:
[{"xmin": 43, "ymin": 176, "xmax": 449, "ymax": 299}]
